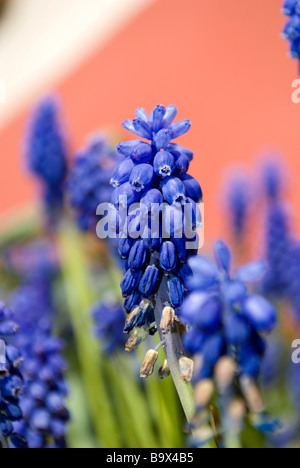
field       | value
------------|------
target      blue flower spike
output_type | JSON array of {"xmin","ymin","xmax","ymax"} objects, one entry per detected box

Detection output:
[
  {"xmin": 113, "ymin": 105, "xmax": 203, "ymax": 389},
  {"xmin": 25, "ymin": 96, "xmax": 68, "ymax": 222},
  {"xmin": 181, "ymin": 241, "xmax": 279, "ymax": 448}
]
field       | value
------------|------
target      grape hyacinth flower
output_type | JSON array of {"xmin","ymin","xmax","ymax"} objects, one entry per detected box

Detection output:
[
  {"xmin": 262, "ymin": 162, "xmax": 291, "ymax": 297},
  {"xmin": 0, "ymin": 302, "xmax": 27, "ymax": 449},
  {"xmin": 10, "ymin": 283, "xmax": 69, "ymax": 449},
  {"xmin": 68, "ymin": 135, "xmax": 122, "ymax": 232},
  {"xmin": 111, "ymin": 105, "xmax": 203, "ymax": 420},
  {"xmin": 224, "ymin": 172, "xmax": 251, "ymax": 243},
  {"xmin": 92, "ymin": 300, "xmax": 126, "ymax": 354},
  {"xmin": 282, "ymin": 1, "xmax": 300, "ymax": 60},
  {"xmin": 181, "ymin": 241, "xmax": 279, "ymax": 447},
  {"xmin": 25, "ymin": 96, "xmax": 68, "ymax": 220}
]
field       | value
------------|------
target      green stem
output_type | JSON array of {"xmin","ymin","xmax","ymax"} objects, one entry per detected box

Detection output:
[
  {"xmin": 57, "ymin": 224, "xmax": 122, "ymax": 448},
  {"xmin": 153, "ymin": 277, "xmax": 195, "ymax": 423}
]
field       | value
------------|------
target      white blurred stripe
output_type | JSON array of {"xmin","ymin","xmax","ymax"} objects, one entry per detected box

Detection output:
[{"xmin": 0, "ymin": 0, "xmax": 156, "ymax": 128}]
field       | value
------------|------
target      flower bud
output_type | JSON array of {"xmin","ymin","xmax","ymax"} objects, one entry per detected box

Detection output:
[
  {"xmin": 131, "ymin": 142, "xmax": 153, "ymax": 163},
  {"xmin": 154, "ymin": 128, "xmax": 173, "ymax": 150},
  {"xmin": 110, "ymin": 158, "xmax": 135, "ymax": 188},
  {"xmin": 123, "ymin": 306, "xmax": 141, "ymax": 334},
  {"xmin": 167, "ymin": 143, "xmax": 194, "ymax": 162},
  {"xmin": 117, "ymin": 140, "xmax": 144, "ymax": 157},
  {"xmin": 125, "ymin": 328, "xmax": 148, "ymax": 352},
  {"xmin": 160, "ymin": 241, "xmax": 177, "ymax": 272},
  {"xmin": 168, "ymin": 276, "xmax": 185, "ymax": 309},
  {"xmin": 179, "ymin": 357, "xmax": 194, "ymax": 383},
  {"xmin": 158, "ymin": 360, "xmax": 170, "ymax": 379},
  {"xmin": 152, "ymin": 105, "xmax": 166, "ymax": 133},
  {"xmin": 128, "ymin": 240, "xmax": 147, "ymax": 272},
  {"xmin": 124, "ymin": 292, "xmax": 142, "ymax": 313},
  {"xmin": 140, "ymin": 189, "xmax": 164, "ymax": 215},
  {"xmin": 130, "ymin": 164, "xmax": 154, "ymax": 193},
  {"xmin": 181, "ymin": 174, "xmax": 203, "ymax": 203},
  {"xmin": 121, "ymin": 269, "xmax": 143, "ymax": 297},
  {"xmin": 132, "ymin": 118, "xmax": 152, "ymax": 140},
  {"xmin": 112, "ymin": 182, "xmax": 141, "ymax": 207},
  {"xmin": 160, "ymin": 306, "xmax": 175, "ymax": 334},
  {"xmin": 243, "ymin": 295, "xmax": 277, "ymax": 333},
  {"xmin": 140, "ymin": 350, "xmax": 159, "ymax": 378},
  {"xmin": 162, "ymin": 177, "xmax": 186, "ymax": 205},
  {"xmin": 139, "ymin": 266, "xmax": 159, "ymax": 297},
  {"xmin": 119, "ymin": 237, "xmax": 134, "ymax": 259},
  {"xmin": 162, "ymin": 105, "xmax": 178, "ymax": 128},
  {"xmin": 153, "ymin": 151, "xmax": 175, "ymax": 178},
  {"xmin": 169, "ymin": 120, "xmax": 191, "ymax": 139}
]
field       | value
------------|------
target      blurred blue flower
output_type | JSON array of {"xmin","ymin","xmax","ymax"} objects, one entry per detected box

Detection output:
[
  {"xmin": 25, "ymin": 96, "xmax": 68, "ymax": 219},
  {"xmin": 225, "ymin": 173, "xmax": 251, "ymax": 241},
  {"xmin": 9, "ymin": 281, "xmax": 69, "ymax": 449},
  {"xmin": 92, "ymin": 300, "xmax": 126, "ymax": 354},
  {"xmin": 261, "ymin": 162, "xmax": 291, "ymax": 297},
  {"xmin": 181, "ymin": 240, "xmax": 276, "ymax": 381},
  {"xmin": 68, "ymin": 135, "xmax": 121, "ymax": 232}
]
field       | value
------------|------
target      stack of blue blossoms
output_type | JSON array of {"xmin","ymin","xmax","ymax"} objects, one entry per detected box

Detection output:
[
  {"xmin": 68, "ymin": 135, "xmax": 122, "ymax": 232},
  {"xmin": 0, "ymin": 302, "xmax": 27, "ymax": 448},
  {"xmin": 9, "ymin": 279, "xmax": 69, "ymax": 449},
  {"xmin": 261, "ymin": 162, "xmax": 291, "ymax": 297},
  {"xmin": 25, "ymin": 96, "xmax": 68, "ymax": 221},
  {"xmin": 111, "ymin": 105, "xmax": 202, "ymax": 343},
  {"xmin": 282, "ymin": 0, "xmax": 300, "ymax": 60},
  {"xmin": 181, "ymin": 241, "xmax": 279, "ymax": 445}
]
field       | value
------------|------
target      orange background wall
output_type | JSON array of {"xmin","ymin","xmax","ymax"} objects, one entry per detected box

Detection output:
[{"xmin": 0, "ymin": 0, "xmax": 298, "ymax": 240}]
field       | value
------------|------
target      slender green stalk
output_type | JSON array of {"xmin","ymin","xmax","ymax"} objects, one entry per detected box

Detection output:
[
  {"xmin": 153, "ymin": 276, "xmax": 195, "ymax": 422},
  {"xmin": 58, "ymin": 224, "xmax": 122, "ymax": 448}
]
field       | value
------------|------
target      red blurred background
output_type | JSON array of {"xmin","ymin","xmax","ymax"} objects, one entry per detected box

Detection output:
[{"xmin": 0, "ymin": 0, "xmax": 298, "ymax": 240}]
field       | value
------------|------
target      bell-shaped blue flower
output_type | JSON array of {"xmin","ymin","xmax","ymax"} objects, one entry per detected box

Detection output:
[
  {"xmin": 121, "ymin": 269, "xmax": 143, "ymax": 297},
  {"xmin": 160, "ymin": 241, "xmax": 177, "ymax": 272},
  {"xmin": 168, "ymin": 277, "xmax": 185, "ymax": 308},
  {"xmin": 130, "ymin": 164, "xmax": 154, "ymax": 193},
  {"xmin": 139, "ymin": 266, "xmax": 159, "ymax": 297},
  {"xmin": 181, "ymin": 174, "xmax": 203, "ymax": 203},
  {"xmin": 243, "ymin": 295, "xmax": 277, "ymax": 333},
  {"xmin": 153, "ymin": 151, "xmax": 175, "ymax": 178},
  {"xmin": 117, "ymin": 140, "xmax": 153, "ymax": 164},
  {"xmin": 128, "ymin": 240, "xmax": 148, "ymax": 272},
  {"xmin": 110, "ymin": 158, "xmax": 135, "ymax": 188},
  {"xmin": 162, "ymin": 177, "xmax": 186, "ymax": 205},
  {"xmin": 181, "ymin": 292, "xmax": 222, "ymax": 333}
]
